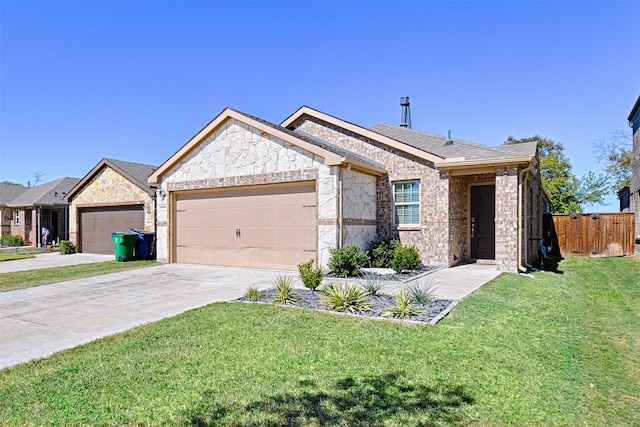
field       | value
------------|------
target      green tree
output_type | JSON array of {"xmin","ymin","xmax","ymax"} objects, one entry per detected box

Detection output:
[
  {"xmin": 0, "ymin": 181, "xmax": 23, "ymax": 186},
  {"xmin": 593, "ymin": 129, "xmax": 632, "ymax": 192},
  {"xmin": 504, "ymin": 136, "xmax": 608, "ymax": 213}
]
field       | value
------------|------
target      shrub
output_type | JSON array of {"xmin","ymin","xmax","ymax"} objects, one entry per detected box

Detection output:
[
  {"xmin": 406, "ymin": 276, "xmax": 438, "ymax": 304},
  {"xmin": 1, "ymin": 233, "xmax": 23, "ymax": 247},
  {"xmin": 321, "ymin": 282, "xmax": 372, "ymax": 313},
  {"xmin": 271, "ymin": 275, "xmax": 299, "ymax": 305},
  {"xmin": 243, "ymin": 286, "xmax": 262, "ymax": 301},
  {"xmin": 359, "ymin": 272, "xmax": 385, "ymax": 296},
  {"xmin": 59, "ymin": 240, "xmax": 76, "ymax": 255},
  {"xmin": 367, "ymin": 239, "xmax": 400, "ymax": 268},
  {"xmin": 390, "ymin": 244, "xmax": 421, "ymax": 273},
  {"xmin": 328, "ymin": 245, "xmax": 368, "ymax": 278},
  {"xmin": 383, "ymin": 289, "xmax": 423, "ymax": 319},
  {"xmin": 298, "ymin": 259, "xmax": 323, "ymax": 291}
]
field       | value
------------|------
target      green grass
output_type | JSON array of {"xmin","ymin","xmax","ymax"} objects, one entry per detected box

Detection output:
[
  {"xmin": 0, "ymin": 260, "xmax": 157, "ymax": 292},
  {"xmin": 0, "ymin": 247, "xmax": 49, "ymax": 262},
  {"xmin": 1, "ymin": 256, "xmax": 638, "ymax": 426},
  {"xmin": 0, "ymin": 252, "xmax": 35, "ymax": 262}
]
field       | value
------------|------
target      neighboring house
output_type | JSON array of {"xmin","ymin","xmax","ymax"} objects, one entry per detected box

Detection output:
[
  {"xmin": 618, "ymin": 185, "xmax": 631, "ymax": 212},
  {"xmin": 4, "ymin": 177, "xmax": 81, "ymax": 246},
  {"xmin": 0, "ymin": 184, "xmax": 28, "ymax": 236},
  {"xmin": 149, "ymin": 106, "xmax": 545, "ymax": 272},
  {"xmin": 628, "ymin": 95, "xmax": 640, "ymax": 257},
  {"xmin": 64, "ymin": 158, "xmax": 158, "ymax": 254}
]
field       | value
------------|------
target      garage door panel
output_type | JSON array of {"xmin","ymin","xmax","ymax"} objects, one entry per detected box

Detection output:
[
  {"xmin": 79, "ymin": 206, "xmax": 144, "ymax": 254},
  {"xmin": 175, "ymin": 183, "xmax": 317, "ymax": 269}
]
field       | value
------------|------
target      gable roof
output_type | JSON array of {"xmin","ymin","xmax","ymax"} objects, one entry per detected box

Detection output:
[
  {"xmin": 281, "ymin": 106, "xmax": 445, "ymax": 164},
  {"xmin": 65, "ymin": 158, "xmax": 158, "ymax": 201},
  {"xmin": 149, "ymin": 108, "xmax": 386, "ymax": 184},
  {"xmin": 0, "ymin": 184, "xmax": 28, "ymax": 207},
  {"xmin": 8, "ymin": 177, "xmax": 81, "ymax": 207}
]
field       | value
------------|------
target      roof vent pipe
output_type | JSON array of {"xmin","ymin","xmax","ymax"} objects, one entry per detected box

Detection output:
[{"xmin": 400, "ymin": 97, "xmax": 411, "ymax": 128}]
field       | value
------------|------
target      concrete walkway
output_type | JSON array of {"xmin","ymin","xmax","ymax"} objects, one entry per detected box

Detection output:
[{"xmin": 0, "ymin": 256, "xmax": 500, "ymax": 370}]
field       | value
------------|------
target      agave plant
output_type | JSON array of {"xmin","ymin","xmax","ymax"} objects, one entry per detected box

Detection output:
[
  {"xmin": 405, "ymin": 276, "xmax": 439, "ymax": 304},
  {"xmin": 383, "ymin": 289, "xmax": 423, "ymax": 319},
  {"xmin": 243, "ymin": 285, "xmax": 262, "ymax": 301},
  {"xmin": 321, "ymin": 282, "xmax": 372, "ymax": 313},
  {"xmin": 358, "ymin": 272, "xmax": 385, "ymax": 296},
  {"xmin": 270, "ymin": 275, "xmax": 299, "ymax": 305}
]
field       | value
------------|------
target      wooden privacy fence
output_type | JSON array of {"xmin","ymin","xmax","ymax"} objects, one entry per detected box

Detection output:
[{"xmin": 548, "ymin": 213, "xmax": 635, "ymax": 257}]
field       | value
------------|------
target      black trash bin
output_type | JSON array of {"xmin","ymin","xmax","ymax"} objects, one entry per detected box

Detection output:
[{"xmin": 131, "ymin": 228, "xmax": 156, "ymax": 259}]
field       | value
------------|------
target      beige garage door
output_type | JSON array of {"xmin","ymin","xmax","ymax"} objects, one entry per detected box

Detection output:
[
  {"xmin": 174, "ymin": 182, "xmax": 317, "ymax": 270},
  {"xmin": 79, "ymin": 206, "xmax": 144, "ymax": 254}
]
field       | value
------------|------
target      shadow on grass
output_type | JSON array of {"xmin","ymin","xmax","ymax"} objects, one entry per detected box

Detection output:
[
  {"xmin": 534, "ymin": 255, "xmax": 564, "ymax": 274},
  {"xmin": 187, "ymin": 371, "xmax": 474, "ymax": 426}
]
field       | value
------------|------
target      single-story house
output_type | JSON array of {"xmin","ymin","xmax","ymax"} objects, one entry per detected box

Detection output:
[
  {"xmin": 3, "ymin": 177, "xmax": 81, "ymax": 246},
  {"xmin": 149, "ymin": 106, "xmax": 546, "ymax": 272},
  {"xmin": 1, "ymin": 184, "xmax": 29, "ymax": 236},
  {"xmin": 65, "ymin": 158, "xmax": 158, "ymax": 254}
]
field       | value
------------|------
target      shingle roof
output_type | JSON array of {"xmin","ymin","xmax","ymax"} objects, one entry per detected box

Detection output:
[
  {"xmin": 8, "ymin": 177, "xmax": 81, "ymax": 207},
  {"xmin": 103, "ymin": 158, "xmax": 158, "ymax": 188},
  {"xmin": 0, "ymin": 184, "xmax": 28, "ymax": 206},
  {"xmin": 370, "ymin": 123, "xmax": 537, "ymax": 161}
]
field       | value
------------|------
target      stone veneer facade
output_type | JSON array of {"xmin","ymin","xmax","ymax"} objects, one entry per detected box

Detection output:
[
  {"xmin": 156, "ymin": 118, "xmax": 377, "ymax": 267},
  {"xmin": 290, "ymin": 116, "xmax": 540, "ymax": 272},
  {"xmin": 68, "ymin": 167, "xmax": 155, "ymax": 246}
]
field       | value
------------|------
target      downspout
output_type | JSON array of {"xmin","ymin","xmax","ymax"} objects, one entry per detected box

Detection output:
[
  {"xmin": 37, "ymin": 206, "xmax": 42, "ymax": 247},
  {"xmin": 518, "ymin": 163, "xmax": 534, "ymax": 272},
  {"xmin": 338, "ymin": 167, "xmax": 344, "ymax": 248}
]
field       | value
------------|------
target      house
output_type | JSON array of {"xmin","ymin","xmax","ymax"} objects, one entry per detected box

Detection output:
[
  {"xmin": 64, "ymin": 158, "xmax": 158, "ymax": 254},
  {"xmin": 0, "ymin": 184, "xmax": 28, "ymax": 236},
  {"xmin": 628, "ymin": 95, "xmax": 640, "ymax": 257},
  {"xmin": 149, "ymin": 106, "xmax": 545, "ymax": 272},
  {"xmin": 618, "ymin": 185, "xmax": 631, "ymax": 212},
  {"xmin": 3, "ymin": 177, "xmax": 81, "ymax": 246}
]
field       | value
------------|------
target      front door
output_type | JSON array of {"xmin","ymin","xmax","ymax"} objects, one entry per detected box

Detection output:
[{"xmin": 470, "ymin": 185, "xmax": 495, "ymax": 259}]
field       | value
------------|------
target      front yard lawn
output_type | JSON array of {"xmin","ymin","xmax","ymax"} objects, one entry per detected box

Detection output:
[
  {"xmin": 1, "ymin": 256, "xmax": 638, "ymax": 426},
  {"xmin": 0, "ymin": 260, "xmax": 157, "ymax": 292}
]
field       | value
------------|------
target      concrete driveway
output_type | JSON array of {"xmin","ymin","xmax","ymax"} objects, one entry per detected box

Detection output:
[
  {"xmin": 0, "ymin": 263, "xmax": 291, "ymax": 370},
  {"xmin": 1, "ymin": 255, "xmax": 500, "ymax": 370}
]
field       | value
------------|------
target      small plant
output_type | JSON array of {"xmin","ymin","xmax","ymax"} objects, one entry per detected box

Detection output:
[
  {"xmin": 328, "ymin": 245, "xmax": 368, "ymax": 278},
  {"xmin": 59, "ymin": 240, "xmax": 76, "ymax": 255},
  {"xmin": 406, "ymin": 276, "xmax": 438, "ymax": 304},
  {"xmin": 270, "ymin": 275, "xmax": 299, "ymax": 305},
  {"xmin": 1, "ymin": 233, "xmax": 23, "ymax": 247},
  {"xmin": 321, "ymin": 282, "xmax": 372, "ymax": 313},
  {"xmin": 359, "ymin": 272, "xmax": 385, "ymax": 296},
  {"xmin": 367, "ymin": 238, "xmax": 400, "ymax": 268},
  {"xmin": 243, "ymin": 286, "xmax": 262, "ymax": 301},
  {"xmin": 390, "ymin": 244, "xmax": 421, "ymax": 273},
  {"xmin": 298, "ymin": 259, "xmax": 323, "ymax": 291},
  {"xmin": 383, "ymin": 289, "xmax": 423, "ymax": 319}
]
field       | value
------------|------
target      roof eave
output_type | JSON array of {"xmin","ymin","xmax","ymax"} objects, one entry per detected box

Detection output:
[
  {"xmin": 628, "ymin": 95, "xmax": 640, "ymax": 122},
  {"xmin": 435, "ymin": 156, "xmax": 533, "ymax": 172},
  {"xmin": 281, "ymin": 106, "xmax": 444, "ymax": 164}
]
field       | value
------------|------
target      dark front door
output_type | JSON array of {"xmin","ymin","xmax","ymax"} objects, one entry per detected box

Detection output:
[{"xmin": 470, "ymin": 185, "xmax": 495, "ymax": 259}]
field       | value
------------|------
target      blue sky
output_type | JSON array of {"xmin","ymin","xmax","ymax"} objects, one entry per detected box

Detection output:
[{"xmin": 1, "ymin": 0, "xmax": 638, "ymax": 211}]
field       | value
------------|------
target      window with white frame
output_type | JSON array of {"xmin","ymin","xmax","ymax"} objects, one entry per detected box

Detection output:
[
  {"xmin": 14, "ymin": 210, "xmax": 19, "ymax": 224},
  {"xmin": 393, "ymin": 180, "xmax": 420, "ymax": 225}
]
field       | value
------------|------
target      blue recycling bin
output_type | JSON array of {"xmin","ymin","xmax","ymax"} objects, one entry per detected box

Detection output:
[{"xmin": 131, "ymin": 228, "xmax": 156, "ymax": 259}]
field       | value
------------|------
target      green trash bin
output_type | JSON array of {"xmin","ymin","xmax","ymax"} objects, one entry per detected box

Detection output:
[{"xmin": 111, "ymin": 232, "xmax": 137, "ymax": 262}]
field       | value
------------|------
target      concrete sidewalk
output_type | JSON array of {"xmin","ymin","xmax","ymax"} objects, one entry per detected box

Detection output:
[
  {"xmin": 1, "ymin": 256, "xmax": 501, "ymax": 370},
  {"xmin": 1, "ymin": 252, "xmax": 114, "ymax": 273}
]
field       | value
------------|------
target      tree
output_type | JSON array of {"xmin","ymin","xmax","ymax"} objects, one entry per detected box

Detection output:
[
  {"xmin": 0, "ymin": 181, "xmax": 23, "ymax": 186},
  {"xmin": 29, "ymin": 170, "xmax": 46, "ymax": 187},
  {"xmin": 504, "ymin": 136, "xmax": 608, "ymax": 213},
  {"xmin": 593, "ymin": 129, "xmax": 632, "ymax": 192}
]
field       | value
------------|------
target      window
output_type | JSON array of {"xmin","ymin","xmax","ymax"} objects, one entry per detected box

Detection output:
[
  {"xmin": 14, "ymin": 210, "xmax": 19, "ymax": 224},
  {"xmin": 393, "ymin": 181, "xmax": 420, "ymax": 225}
]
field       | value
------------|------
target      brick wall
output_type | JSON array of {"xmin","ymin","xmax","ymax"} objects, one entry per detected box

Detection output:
[{"xmin": 495, "ymin": 167, "xmax": 519, "ymax": 272}]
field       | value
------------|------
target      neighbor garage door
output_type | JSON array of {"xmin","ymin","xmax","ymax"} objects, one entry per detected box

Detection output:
[
  {"xmin": 174, "ymin": 182, "xmax": 317, "ymax": 270},
  {"xmin": 79, "ymin": 205, "xmax": 145, "ymax": 254}
]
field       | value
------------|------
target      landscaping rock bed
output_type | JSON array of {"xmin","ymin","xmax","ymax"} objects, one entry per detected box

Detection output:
[{"xmin": 237, "ymin": 288, "xmax": 456, "ymax": 325}]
